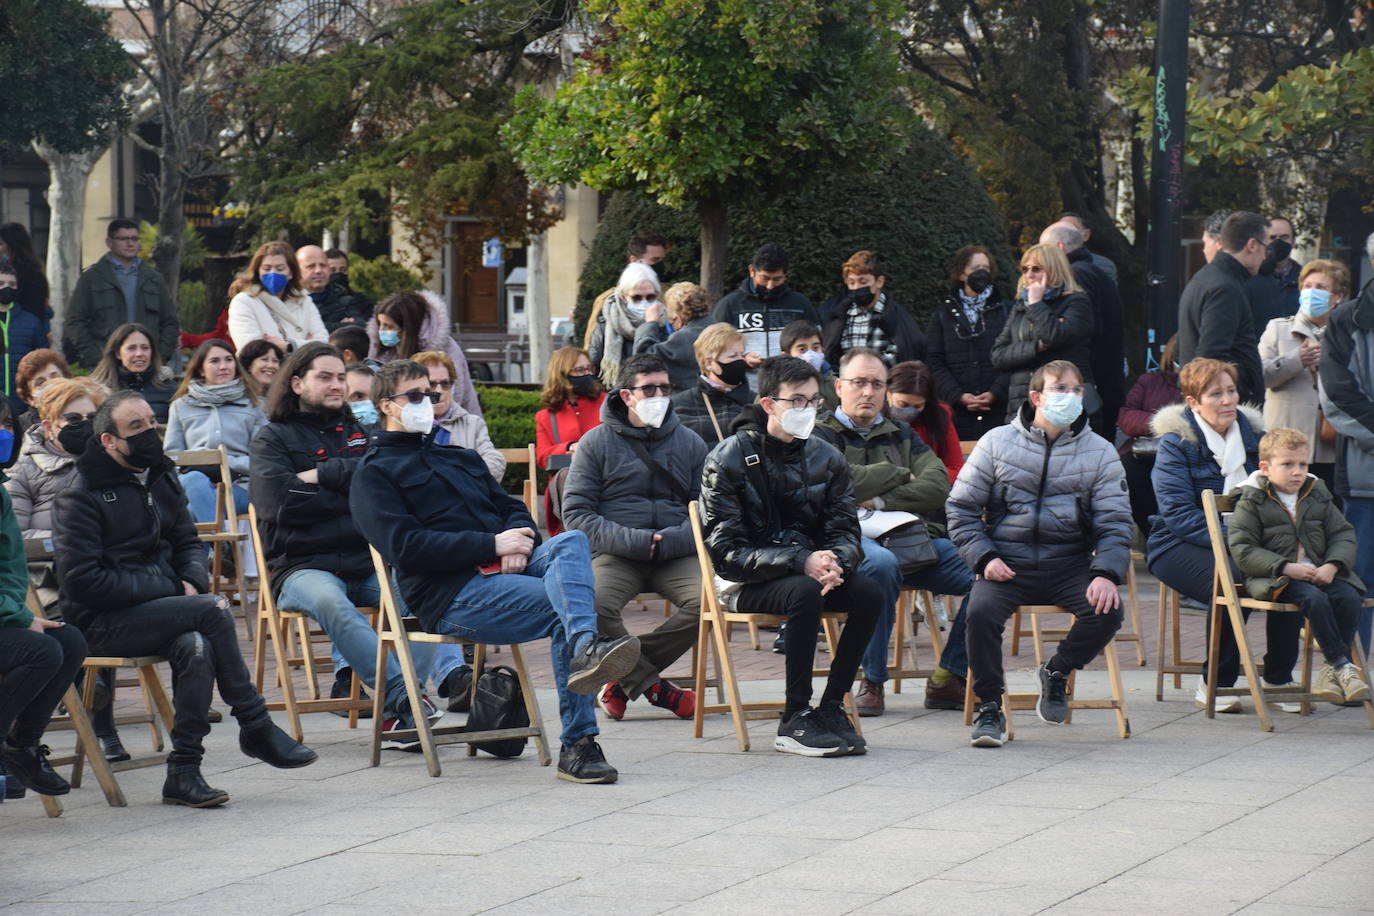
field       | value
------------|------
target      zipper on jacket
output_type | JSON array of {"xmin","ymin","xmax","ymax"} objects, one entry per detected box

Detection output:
[{"xmin": 1030, "ymin": 431, "xmax": 1056, "ymax": 566}]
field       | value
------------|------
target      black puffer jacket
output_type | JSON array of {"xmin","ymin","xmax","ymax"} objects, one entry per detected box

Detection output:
[
  {"xmin": 926, "ymin": 287, "xmax": 1010, "ymax": 440},
  {"xmin": 700, "ymin": 404, "xmax": 861, "ymax": 583},
  {"xmin": 991, "ymin": 289, "xmax": 1095, "ymax": 419},
  {"xmin": 249, "ymin": 409, "xmax": 371, "ymax": 596},
  {"xmin": 310, "ymin": 279, "xmax": 374, "ymax": 331},
  {"xmin": 671, "ymin": 377, "xmax": 755, "ymax": 446},
  {"xmin": 52, "ymin": 446, "xmax": 208, "ymax": 631}
]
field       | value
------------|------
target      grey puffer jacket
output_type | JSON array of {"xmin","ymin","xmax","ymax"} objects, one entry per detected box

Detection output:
[
  {"xmin": 163, "ymin": 389, "xmax": 266, "ymax": 479},
  {"xmin": 5, "ymin": 426, "xmax": 78, "ymax": 609},
  {"xmin": 560, "ymin": 390, "xmax": 707, "ymax": 561},
  {"xmin": 947, "ymin": 401, "xmax": 1132, "ymax": 582}
]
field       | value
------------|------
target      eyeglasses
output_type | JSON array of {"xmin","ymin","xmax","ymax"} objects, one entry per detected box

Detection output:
[
  {"xmin": 774, "ymin": 394, "xmax": 826, "ymax": 409},
  {"xmin": 628, "ymin": 294, "xmax": 658, "ymax": 303},
  {"xmin": 386, "ymin": 390, "xmax": 441, "ymax": 405},
  {"xmin": 1044, "ymin": 385, "xmax": 1085, "ymax": 396},
  {"xmin": 60, "ymin": 412, "xmax": 96, "ymax": 425},
  {"xmin": 627, "ymin": 383, "xmax": 673, "ymax": 397},
  {"xmin": 428, "ymin": 378, "xmax": 455, "ymax": 391},
  {"xmin": 839, "ymin": 377, "xmax": 886, "ymax": 392},
  {"xmin": 1018, "ymin": 264, "xmax": 1045, "ymax": 274}
]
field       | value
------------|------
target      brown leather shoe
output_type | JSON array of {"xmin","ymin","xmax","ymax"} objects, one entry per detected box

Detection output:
[
  {"xmin": 924, "ymin": 674, "xmax": 966, "ymax": 710},
  {"xmin": 855, "ymin": 679, "xmax": 885, "ymax": 717}
]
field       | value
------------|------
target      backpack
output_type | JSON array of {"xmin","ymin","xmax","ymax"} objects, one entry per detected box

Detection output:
[{"xmin": 465, "ymin": 665, "xmax": 529, "ymax": 758}]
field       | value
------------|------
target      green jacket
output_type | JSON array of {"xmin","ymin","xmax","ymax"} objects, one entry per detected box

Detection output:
[
  {"xmin": 1227, "ymin": 473, "xmax": 1366, "ymax": 602},
  {"xmin": 814, "ymin": 412, "xmax": 950, "ymax": 535},
  {"xmin": 0, "ymin": 484, "xmax": 34, "ymax": 629},
  {"xmin": 67, "ymin": 257, "xmax": 179, "ymax": 368}
]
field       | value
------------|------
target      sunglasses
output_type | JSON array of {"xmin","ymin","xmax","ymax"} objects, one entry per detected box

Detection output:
[
  {"xmin": 1018, "ymin": 264, "xmax": 1045, "ymax": 274},
  {"xmin": 386, "ymin": 390, "xmax": 441, "ymax": 405},
  {"xmin": 628, "ymin": 294, "xmax": 658, "ymax": 303},
  {"xmin": 60, "ymin": 412, "xmax": 96, "ymax": 425},
  {"xmin": 627, "ymin": 383, "xmax": 673, "ymax": 397}
]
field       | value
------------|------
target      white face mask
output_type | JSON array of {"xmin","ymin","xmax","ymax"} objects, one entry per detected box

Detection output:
[
  {"xmin": 624, "ymin": 300, "xmax": 649, "ymax": 323},
  {"xmin": 399, "ymin": 397, "xmax": 435, "ymax": 434},
  {"xmin": 779, "ymin": 406, "xmax": 817, "ymax": 440},
  {"xmin": 634, "ymin": 395, "xmax": 671, "ymax": 429}
]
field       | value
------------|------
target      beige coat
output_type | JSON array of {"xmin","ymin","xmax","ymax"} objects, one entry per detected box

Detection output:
[
  {"xmin": 228, "ymin": 287, "xmax": 328, "ymax": 350},
  {"xmin": 1260, "ymin": 312, "xmax": 1333, "ymax": 463}
]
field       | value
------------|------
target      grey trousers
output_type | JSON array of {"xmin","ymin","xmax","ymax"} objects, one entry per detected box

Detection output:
[{"xmin": 592, "ymin": 553, "xmax": 701, "ymax": 698}]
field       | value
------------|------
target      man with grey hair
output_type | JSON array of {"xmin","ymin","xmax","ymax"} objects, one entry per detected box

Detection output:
[
  {"xmin": 1318, "ymin": 229, "xmax": 1374, "ymax": 652},
  {"xmin": 1057, "ymin": 212, "xmax": 1118, "ymax": 283},
  {"xmin": 1041, "ymin": 221, "xmax": 1125, "ymax": 439}
]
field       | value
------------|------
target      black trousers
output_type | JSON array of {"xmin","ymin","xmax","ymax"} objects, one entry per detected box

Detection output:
[
  {"xmin": 1149, "ymin": 542, "xmax": 1302, "ymax": 686},
  {"xmin": 736, "ymin": 573, "xmax": 881, "ymax": 716},
  {"xmin": 0, "ymin": 623, "xmax": 86, "ymax": 747},
  {"xmin": 1121, "ymin": 452, "xmax": 1158, "ymax": 538},
  {"xmin": 82, "ymin": 595, "xmax": 267, "ymax": 767},
  {"xmin": 1283, "ymin": 579, "xmax": 1363, "ymax": 666},
  {"xmin": 965, "ymin": 565, "xmax": 1123, "ymax": 704}
]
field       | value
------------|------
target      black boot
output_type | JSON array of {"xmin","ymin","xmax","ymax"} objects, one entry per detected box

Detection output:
[
  {"xmin": 0, "ymin": 742, "xmax": 70, "ymax": 796},
  {"xmin": 0, "ymin": 759, "xmax": 27, "ymax": 799},
  {"xmin": 162, "ymin": 765, "xmax": 230, "ymax": 807},
  {"xmin": 239, "ymin": 720, "xmax": 317, "ymax": 768},
  {"xmin": 100, "ymin": 733, "xmax": 131, "ymax": 763}
]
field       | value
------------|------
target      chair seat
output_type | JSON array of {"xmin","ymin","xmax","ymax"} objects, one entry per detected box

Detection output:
[{"xmin": 85, "ymin": 655, "xmax": 167, "ymax": 668}]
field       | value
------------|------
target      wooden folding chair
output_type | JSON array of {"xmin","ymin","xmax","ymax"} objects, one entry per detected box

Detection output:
[
  {"xmin": 962, "ymin": 605, "xmax": 1131, "ymax": 739},
  {"xmin": 687, "ymin": 502, "xmax": 860, "ymax": 751},
  {"xmin": 167, "ymin": 447, "xmax": 253, "ymax": 638},
  {"xmin": 1200, "ymin": 489, "xmax": 1374, "ymax": 731},
  {"xmin": 885, "ymin": 588, "xmax": 947, "ymax": 693},
  {"xmin": 244, "ymin": 505, "xmax": 375, "ymax": 741},
  {"xmin": 498, "ymin": 444, "xmax": 538, "ymax": 518},
  {"xmin": 1155, "ymin": 581, "xmax": 1205, "ymax": 700},
  {"xmin": 1014, "ymin": 554, "xmax": 1147, "ymax": 666},
  {"xmin": 367, "ymin": 547, "xmax": 550, "ymax": 776}
]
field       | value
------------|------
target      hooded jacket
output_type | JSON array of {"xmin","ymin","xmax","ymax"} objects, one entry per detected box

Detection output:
[
  {"xmin": 1227, "ymin": 471, "xmax": 1364, "ymax": 602},
  {"xmin": 990, "ymin": 288, "xmax": 1095, "ymax": 420},
  {"xmin": 367, "ymin": 290, "xmax": 481, "ymax": 417},
  {"xmin": 228, "ymin": 285, "xmax": 329, "ymax": 351},
  {"xmin": 52, "ymin": 445, "xmax": 208, "ymax": 631},
  {"xmin": 700, "ymin": 404, "xmax": 861, "ymax": 584},
  {"xmin": 1318, "ymin": 280, "xmax": 1374, "ymax": 498},
  {"xmin": 814, "ymin": 411, "xmax": 950, "ymax": 535},
  {"xmin": 6, "ymin": 426, "xmax": 80, "ymax": 609},
  {"xmin": 709, "ymin": 279, "xmax": 819, "ymax": 363},
  {"xmin": 1145, "ymin": 402, "xmax": 1264, "ymax": 561},
  {"xmin": 947, "ymin": 401, "xmax": 1131, "ymax": 582},
  {"xmin": 560, "ymin": 391, "xmax": 707, "ymax": 561},
  {"xmin": 671, "ymin": 377, "xmax": 755, "ymax": 447},
  {"xmin": 1176, "ymin": 251, "xmax": 1264, "ymax": 404},
  {"xmin": 926, "ymin": 286, "xmax": 1010, "ymax": 441}
]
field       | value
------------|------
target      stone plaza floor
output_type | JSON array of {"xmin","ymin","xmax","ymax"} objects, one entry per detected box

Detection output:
[{"xmin": 3, "ymin": 584, "xmax": 1373, "ymax": 914}]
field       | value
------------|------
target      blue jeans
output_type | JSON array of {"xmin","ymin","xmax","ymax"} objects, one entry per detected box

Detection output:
[
  {"xmin": 277, "ymin": 568, "xmax": 436, "ymax": 714},
  {"xmin": 1341, "ymin": 496, "xmax": 1374, "ymax": 651},
  {"xmin": 859, "ymin": 536, "xmax": 973, "ymax": 683},
  {"xmin": 432, "ymin": 531, "xmax": 599, "ymax": 745},
  {"xmin": 181, "ymin": 471, "xmax": 250, "ymax": 524}
]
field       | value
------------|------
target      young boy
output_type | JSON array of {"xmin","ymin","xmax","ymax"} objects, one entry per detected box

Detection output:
[
  {"xmin": 1228, "ymin": 427, "xmax": 1371, "ymax": 704},
  {"xmin": 779, "ymin": 320, "xmax": 837, "ymax": 410}
]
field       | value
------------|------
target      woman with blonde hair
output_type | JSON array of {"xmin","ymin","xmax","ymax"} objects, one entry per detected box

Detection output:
[
  {"xmin": 670, "ymin": 322, "xmax": 752, "ymax": 446},
  {"xmin": 536, "ymin": 346, "xmax": 605, "ymax": 470},
  {"xmin": 991, "ymin": 243, "xmax": 1093, "ymax": 420},
  {"xmin": 632, "ymin": 281, "xmax": 715, "ymax": 391},
  {"xmin": 227, "ymin": 241, "xmax": 327, "ymax": 352}
]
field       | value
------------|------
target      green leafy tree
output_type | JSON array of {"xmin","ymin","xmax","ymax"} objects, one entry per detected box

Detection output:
[{"xmin": 505, "ymin": 0, "xmax": 916, "ymax": 296}]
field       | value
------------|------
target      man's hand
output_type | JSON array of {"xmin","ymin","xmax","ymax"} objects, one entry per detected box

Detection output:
[
  {"xmin": 649, "ymin": 532, "xmax": 663, "ymax": 560},
  {"xmin": 296, "ymin": 468, "xmax": 320, "ymax": 484},
  {"xmin": 1085, "ymin": 576, "xmax": 1120, "ymax": 614},
  {"xmin": 982, "ymin": 558, "xmax": 1015, "ymax": 582},
  {"xmin": 1310, "ymin": 563, "xmax": 1339, "ymax": 586},
  {"xmin": 28, "ymin": 617, "xmax": 63, "ymax": 634},
  {"xmin": 494, "ymin": 527, "xmax": 535, "ymax": 557},
  {"xmin": 744, "ymin": 352, "xmax": 763, "ymax": 369},
  {"xmin": 1283, "ymin": 562, "xmax": 1317, "ymax": 582},
  {"xmin": 501, "ymin": 554, "xmax": 528, "ymax": 575},
  {"xmin": 804, "ymin": 550, "xmax": 845, "ymax": 593},
  {"xmin": 182, "ymin": 580, "xmax": 199, "ymax": 596}
]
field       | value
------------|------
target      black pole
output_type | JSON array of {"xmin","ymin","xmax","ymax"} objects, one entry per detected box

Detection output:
[{"xmin": 1145, "ymin": 0, "xmax": 1190, "ymax": 370}]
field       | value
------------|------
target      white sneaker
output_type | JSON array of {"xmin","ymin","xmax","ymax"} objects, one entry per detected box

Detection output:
[
  {"xmin": 1263, "ymin": 680, "xmax": 1303, "ymax": 714},
  {"xmin": 1194, "ymin": 676, "xmax": 1241, "ymax": 713}
]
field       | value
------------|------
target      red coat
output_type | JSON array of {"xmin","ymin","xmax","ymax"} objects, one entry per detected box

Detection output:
[
  {"xmin": 913, "ymin": 401, "xmax": 963, "ymax": 483},
  {"xmin": 535, "ymin": 393, "xmax": 606, "ymax": 470},
  {"xmin": 180, "ymin": 308, "xmax": 234, "ymax": 352}
]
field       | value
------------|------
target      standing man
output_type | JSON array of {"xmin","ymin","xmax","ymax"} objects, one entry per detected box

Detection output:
[
  {"xmin": 561, "ymin": 354, "xmax": 705, "ymax": 721},
  {"xmin": 1177, "ymin": 211, "xmax": 1267, "ymax": 404},
  {"xmin": 1200, "ymin": 209, "xmax": 1232, "ymax": 265},
  {"xmin": 711, "ymin": 243, "xmax": 819, "ymax": 371},
  {"xmin": 1057, "ymin": 212, "xmax": 1119, "ymax": 284},
  {"xmin": 67, "ymin": 219, "xmax": 178, "ymax": 368},
  {"xmin": 1245, "ymin": 216, "xmax": 1302, "ymax": 330},
  {"xmin": 298, "ymin": 245, "xmax": 374, "ymax": 331},
  {"xmin": 819, "ymin": 250, "xmax": 926, "ymax": 369}
]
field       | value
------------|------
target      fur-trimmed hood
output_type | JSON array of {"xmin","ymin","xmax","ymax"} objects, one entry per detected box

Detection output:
[
  {"xmin": 366, "ymin": 289, "xmax": 454, "ymax": 356},
  {"xmin": 1148, "ymin": 401, "xmax": 1265, "ymax": 446}
]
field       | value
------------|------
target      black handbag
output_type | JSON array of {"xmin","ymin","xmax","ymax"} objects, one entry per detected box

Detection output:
[
  {"xmin": 465, "ymin": 665, "xmax": 529, "ymax": 758},
  {"xmin": 877, "ymin": 519, "xmax": 938, "ymax": 575}
]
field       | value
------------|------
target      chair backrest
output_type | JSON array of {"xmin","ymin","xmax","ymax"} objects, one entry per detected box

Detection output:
[
  {"xmin": 498, "ymin": 443, "xmax": 538, "ymax": 519},
  {"xmin": 1201, "ymin": 488, "xmax": 1242, "ymax": 611},
  {"xmin": 246, "ymin": 504, "xmax": 275, "ymax": 612},
  {"xmin": 960, "ymin": 440, "xmax": 977, "ymax": 457},
  {"xmin": 167, "ymin": 446, "xmax": 238, "ymax": 529},
  {"xmin": 366, "ymin": 545, "xmax": 409, "ymax": 637},
  {"xmin": 22, "ymin": 538, "xmax": 52, "ymax": 619},
  {"xmin": 687, "ymin": 501, "xmax": 726, "ymax": 618}
]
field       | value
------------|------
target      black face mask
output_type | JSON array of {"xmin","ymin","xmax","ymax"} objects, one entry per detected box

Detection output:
[
  {"xmin": 0, "ymin": 288, "xmax": 17, "ymax": 306},
  {"xmin": 753, "ymin": 280, "xmax": 785, "ymax": 302},
  {"xmin": 715, "ymin": 357, "xmax": 750, "ymax": 387},
  {"xmin": 570, "ymin": 375, "xmax": 599, "ymax": 398},
  {"xmin": 118, "ymin": 427, "xmax": 164, "ymax": 470},
  {"xmin": 57, "ymin": 420, "xmax": 93, "ymax": 456},
  {"xmin": 649, "ymin": 261, "xmax": 667, "ymax": 283},
  {"xmin": 1258, "ymin": 239, "xmax": 1292, "ymax": 276},
  {"xmin": 329, "ymin": 271, "xmax": 350, "ymax": 289},
  {"xmin": 966, "ymin": 269, "xmax": 992, "ymax": 295},
  {"xmin": 849, "ymin": 287, "xmax": 876, "ymax": 308}
]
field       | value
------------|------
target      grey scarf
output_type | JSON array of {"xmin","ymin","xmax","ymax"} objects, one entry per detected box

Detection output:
[{"xmin": 187, "ymin": 378, "xmax": 249, "ymax": 408}]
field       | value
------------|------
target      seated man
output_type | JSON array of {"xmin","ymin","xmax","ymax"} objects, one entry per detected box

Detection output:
[
  {"xmin": 948, "ymin": 359, "xmax": 1131, "ymax": 747},
  {"xmin": 251, "ymin": 343, "xmax": 448, "ymax": 741},
  {"xmin": 700, "ymin": 355, "xmax": 880, "ymax": 757},
  {"xmin": 351, "ymin": 360, "xmax": 641, "ymax": 784},
  {"xmin": 344, "ymin": 362, "xmax": 380, "ymax": 436},
  {"xmin": 561, "ymin": 354, "xmax": 704, "ymax": 720},
  {"xmin": 55, "ymin": 391, "xmax": 316, "ymax": 807},
  {"xmin": 815, "ymin": 347, "xmax": 973, "ymax": 716}
]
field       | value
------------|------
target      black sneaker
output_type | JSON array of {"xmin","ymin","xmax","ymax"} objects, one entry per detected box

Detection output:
[
  {"xmin": 439, "ymin": 666, "xmax": 473, "ymax": 713},
  {"xmin": 0, "ymin": 743, "xmax": 70, "ymax": 796},
  {"xmin": 557, "ymin": 736, "xmax": 618, "ymax": 784},
  {"xmin": 814, "ymin": 700, "xmax": 867, "ymax": 756},
  {"xmin": 100, "ymin": 733, "xmax": 131, "ymax": 763},
  {"xmin": 773, "ymin": 708, "xmax": 847, "ymax": 757},
  {"xmin": 970, "ymin": 701, "xmax": 1007, "ymax": 748},
  {"xmin": 0, "ymin": 760, "xmax": 26, "ymax": 800},
  {"xmin": 567, "ymin": 635, "xmax": 641, "ymax": 695},
  {"xmin": 1036, "ymin": 664, "xmax": 1069, "ymax": 725},
  {"xmin": 330, "ymin": 668, "xmax": 373, "ymax": 719}
]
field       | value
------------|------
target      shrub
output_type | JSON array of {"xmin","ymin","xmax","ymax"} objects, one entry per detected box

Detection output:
[
  {"xmin": 177, "ymin": 280, "xmax": 208, "ymax": 334},
  {"xmin": 348, "ymin": 255, "xmax": 427, "ymax": 304},
  {"xmin": 573, "ymin": 121, "xmax": 1016, "ymax": 343},
  {"xmin": 478, "ymin": 384, "xmax": 541, "ymax": 495}
]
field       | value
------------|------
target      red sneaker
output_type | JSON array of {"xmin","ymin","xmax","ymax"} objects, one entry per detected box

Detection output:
[
  {"xmin": 598, "ymin": 682, "xmax": 628, "ymax": 720},
  {"xmin": 645, "ymin": 680, "xmax": 695, "ymax": 719}
]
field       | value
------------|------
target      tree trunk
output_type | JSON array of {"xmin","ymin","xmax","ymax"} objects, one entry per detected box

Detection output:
[
  {"xmin": 698, "ymin": 195, "xmax": 728, "ymax": 299},
  {"xmin": 527, "ymin": 230, "xmax": 551, "ymax": 383},
  {"xmin": 152, "ymin": 139, "xmax": 187, "ymax": 304},
  {"xmin": 34, "ymin": 141, "xmax": 104, "ymax": 346}
]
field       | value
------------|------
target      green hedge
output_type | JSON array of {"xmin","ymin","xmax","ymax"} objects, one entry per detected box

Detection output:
[
  {"xmin": 573, "ymin": 121, "xmax": 1016, "ymax": 343},
  {"xmin": 478, "ymin": 384, "xmax": 541, "ymax": 495}
]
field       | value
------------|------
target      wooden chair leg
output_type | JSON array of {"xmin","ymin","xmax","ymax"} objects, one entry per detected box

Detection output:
[
  {"xmin": 748, "ymin": 620, "xmax": 761, "ymax": 651},
  {"xmin": 369, "ymin": 626, "xmax": 388, "ymax": 767},
  {"xmin": 509, "ymin": 644, "xmax": 552, "ymax": 766},
  {"xmin": 62, "ymin": 684, "xmax": 126, "ymax": 807},
  {"xmin": 1104, "ymin": 637, "xmax": 1131, "ymax": 738},
  {"xmin": 1155, "ymin": 582, "xmax": 1168, "ymax": 701},
  {"xmin": 1125, "ymin": 560, "xmax": 1147, "ymax": 666},
  {"xmin": 692, "ymin": 611, "xmax": 710, "ymax": 739},
  {"xmin": 962, "ymin": 669, "xmax": 976, "ymax": 726},
  {"xmin": 925, "ymin": 591, "xmax": 945, "ymax": 664},
  {"xmin": 1350, "ymin": 637, "xmax": 1374, "ymax": 729},
  {"xmin": 1228, "ymin": 604, "xmax": 1273, "ymax": 732},
  {"xmin": 710, "ymin": 609, "xmax": 751, "ymax": 752},
  {"xmin": 72, "ymin": 673, "xmax": 96, "ymax": 789},
  {"xmin": 890, "ymin": 592, "xmax": 908, "ymax": 694},
  {"xmin": 1009, "ymin": 609, "xmax": 1024, "ymax": 655},
  {"xmin": 266, "ymin": 610, "xmax": 305, "ymax": 742},
  {"xmin": 1170, "ymin": 588, "xmax": 1184, "ymax": 689},
  {"xmin": 296, "ymin": 617, "xmax": 322, "ymax": 700},
  {"xmin": 1031, "ymin": 614, "xmax": 1047, "ymax": 667}
]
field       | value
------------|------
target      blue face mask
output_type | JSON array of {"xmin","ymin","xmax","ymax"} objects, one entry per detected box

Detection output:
[
  {"xmin": 1299, "ymin": 287, "xmax": 1331, "ymax": 319},
  {"xmin": 0, "ymin": 428, "xmax": 15, "ymax": 468},
  {"xmin": 260, "ymin": 272, "xmax": 289, "ymax": 297},
  {"xmin": 378, "ymin": 329, "xmax": 401, "ymax": 348},
  {"xmin": 1039, "ymin": 391, "xmax": 1083, "ymax": 428},
  {"xmin": 349, "ymin": 400, "xmax": 379, "ymax": 427}
]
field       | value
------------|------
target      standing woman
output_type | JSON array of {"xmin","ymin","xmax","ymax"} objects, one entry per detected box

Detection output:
[
  {"xmin": 165, "ymin": 339, "xmax": 265, "ymax": 523},
  {"xmin": 926, "ymin": 245, "xmax": 1010, "ymax": 441},
  {"xmin": 536, "ymin": 346, "xmax": 605, "ymax": 470},
  {"xmin": 13, "ymin": 350, "xmax": 72, "ymax": 439},
  {"xmin": 886, "ymin": 360, "xmax": 963, "ymax": 483},
  {"xmin": 89, "ymin": 323, "xmax": 174, "ymax": 424},
  {"xmin": 1116, "ymin": 334, "xmax": 1183, "ymax": 536},
  {"xmin": 367, "ymin": 290, "xmax": 480, "ymax": 416},
  {"xmin": 0, "ymin": 266, "xmax": 52, "ymax": 417},
  {"xmin": 227, "ymin": 242, "xmax": 328, "ymax": 352},
  {"xmin": 0, "ymin": 223, "xmax": 51, "ymax": 327},
  {"xmin": 238, "ymin": 338, "xmax": 285, "ymax": 392},
  {"xmin": 589, "ymin": 262, "xmax": 660, "ymax": 389}
]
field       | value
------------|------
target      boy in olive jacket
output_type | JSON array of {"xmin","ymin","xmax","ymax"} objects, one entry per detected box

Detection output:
[{"xmin": 1228, "ymin": 427, "xmax": 1371, "ymax": 705}]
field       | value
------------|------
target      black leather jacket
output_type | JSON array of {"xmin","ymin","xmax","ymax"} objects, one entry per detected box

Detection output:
[{"xmin": 700, "ymin": 405, "xmax": 862, "ymax": 583}]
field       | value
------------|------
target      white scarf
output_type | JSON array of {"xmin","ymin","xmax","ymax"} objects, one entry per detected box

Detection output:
[{"xmin": 1193, "ymin": 408, "xmax": 1248, "ymax": 491}]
